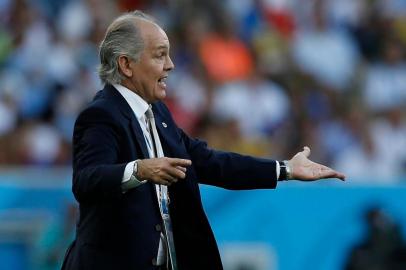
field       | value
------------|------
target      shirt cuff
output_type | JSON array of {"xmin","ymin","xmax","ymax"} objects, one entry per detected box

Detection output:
[
  {"xmin": 276, "ymin": 160, "xmax": 281, "ymax": 180},
  {"xmin": 122, "ymin": 161, "xmax": 136, "ymax": 183},
  {"xmin": 122, "ymin": 161, "xmax": 146, "ymax": 191}
]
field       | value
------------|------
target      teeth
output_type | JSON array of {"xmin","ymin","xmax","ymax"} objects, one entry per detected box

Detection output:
[{"xmin": 158, "ymin": 77, "xmax": 167, "ymax": 88}]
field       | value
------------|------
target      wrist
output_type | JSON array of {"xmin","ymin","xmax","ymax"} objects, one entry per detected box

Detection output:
[
  {"xmin": 284, "ymin": 160, "xmax": 292, "ymax": 180},
  {"xmin": 133, "ymin": 159, "xmax": 141, "ymax": 178},
  {"xmin": 279, "ymin": 160, "xmax": 292, "ymax": 180}
]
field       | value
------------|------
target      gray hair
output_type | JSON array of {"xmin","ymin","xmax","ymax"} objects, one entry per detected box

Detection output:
[{"xmin": 98, "ymin": 10, "xmax": 155, "ymax": 85}]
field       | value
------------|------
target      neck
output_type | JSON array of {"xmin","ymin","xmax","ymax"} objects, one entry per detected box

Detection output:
[
  {"xmin": 121, "ymin": 80, "xmax": 137, "ymax": 94},
  {"xmin": 120, "ymin": 80, "xmax": 149, "ymax": 102}
]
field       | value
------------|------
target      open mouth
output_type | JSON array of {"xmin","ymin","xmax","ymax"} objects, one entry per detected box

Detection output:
[{"xmin": 158, "ymin": 76, "xmax": 167, "ymax": 88}]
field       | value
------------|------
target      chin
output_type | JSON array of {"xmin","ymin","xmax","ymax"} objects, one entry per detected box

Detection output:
[{"xmin": 156, "ymin": 91, "xmax": 166, "ymax": 101}]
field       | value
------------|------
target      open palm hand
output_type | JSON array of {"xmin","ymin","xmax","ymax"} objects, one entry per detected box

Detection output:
[{"xmin": 288, "ymin": 147, "xmax": 346, "ymax": 181}]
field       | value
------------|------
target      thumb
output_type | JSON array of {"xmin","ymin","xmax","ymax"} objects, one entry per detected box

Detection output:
[{"xmin": 301, "ymin": 146, "xmax": 311, "ymax": 158}]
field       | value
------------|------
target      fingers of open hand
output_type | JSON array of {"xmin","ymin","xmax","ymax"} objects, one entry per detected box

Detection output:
[
  {"xmin": 327, "ymin": 168, "xmax": 346, "ymax": 181},
  {"xmin": 290, "ymin": 146, "xmax": 346, "ymax": 181},
  {"xmin": 315, "ymin": 165, "xmax": 346, "ymax": 181}
]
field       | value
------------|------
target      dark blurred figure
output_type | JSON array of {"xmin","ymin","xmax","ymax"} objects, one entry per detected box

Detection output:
[{"xmin": 346, "ymin": 207, "xmax": 406, "ymax": 270}]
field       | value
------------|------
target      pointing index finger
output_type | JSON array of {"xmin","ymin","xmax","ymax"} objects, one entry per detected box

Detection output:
[{"xmin": 169, "ymin": 158, "xmax": 192, "ymax": 167}]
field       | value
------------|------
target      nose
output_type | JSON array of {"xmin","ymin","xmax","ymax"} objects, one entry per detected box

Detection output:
[{"xmin": 165, "ymin": 55, "xmax": 175, "ymax": 71}]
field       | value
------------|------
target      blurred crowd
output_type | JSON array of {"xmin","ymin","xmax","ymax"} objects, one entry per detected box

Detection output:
[{"xmin": 0, "ymin": 0, "xmax": 405, "ymax": 182}]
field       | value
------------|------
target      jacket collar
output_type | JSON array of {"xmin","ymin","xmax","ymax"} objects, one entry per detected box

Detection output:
[
  {"xmin": 103, "ymin": 84, "xmax": 134, "ymax": 120},
  {"xmin": 103, "ymin": 84, "xmax": 150, "ymax": 158}
]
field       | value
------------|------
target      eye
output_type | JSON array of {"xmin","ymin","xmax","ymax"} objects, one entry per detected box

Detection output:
[
  {"xmin": 156, "ymin": 52, "xmax": 165, "ymax": 58},
  {"xmin": 156, "ymin": 50, "xmax": 168, "ymax": 59}
]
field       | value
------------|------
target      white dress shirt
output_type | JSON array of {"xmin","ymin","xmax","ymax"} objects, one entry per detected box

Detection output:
[{"xmin": 113, "ymin": 84, "xmax": 153, "ymax": 188}]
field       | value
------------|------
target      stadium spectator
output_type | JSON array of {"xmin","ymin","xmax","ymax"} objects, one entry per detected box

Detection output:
[{"xmin": 0, "ymin": 0, "xmax": 405, "ymax": 175}]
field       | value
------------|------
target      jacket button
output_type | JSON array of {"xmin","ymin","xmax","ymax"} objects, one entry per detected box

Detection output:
[
  {"xmin": 152, "ymin": 258, "xmax": 157, "ymax": 266},
  {"xmin": 155, "ymin": 224, "xmax": 162, "ymax": 232}
]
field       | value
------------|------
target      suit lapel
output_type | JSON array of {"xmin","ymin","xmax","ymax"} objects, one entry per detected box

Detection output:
[
  {"xmin": 152, "ymin": 105, "xmax": 178, "ymax": 158},
  {"xmin": 153, "ymin": 108, "xmax": 167, "ymax": 146},
  {"xmin": 154, "ymin": 112, "xmax": 165, "ymax": 137},
  {"xmin": 130, "ymin": 118, "xmax": 150, "ymax": 158},
  {"xmin": 104, "ymin": 84, "xmax": 149, "ymax": 159}
]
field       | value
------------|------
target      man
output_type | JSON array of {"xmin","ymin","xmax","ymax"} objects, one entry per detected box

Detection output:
[{"xmin": 61, "ymin": 11, "xmax": 345, "ymax": 270}]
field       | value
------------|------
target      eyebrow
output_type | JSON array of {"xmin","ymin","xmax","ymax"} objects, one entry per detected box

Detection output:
[{"xmin": 154, "ymin": 44, "xmax": 169, "ymax": 51}]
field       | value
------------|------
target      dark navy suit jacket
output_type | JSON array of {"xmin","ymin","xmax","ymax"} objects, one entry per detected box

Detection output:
[{"xmin": 62, "ymin": 84, "xmax": 278, "ymax": 270}]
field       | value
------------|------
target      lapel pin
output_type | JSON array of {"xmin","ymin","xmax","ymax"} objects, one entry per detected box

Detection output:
[{"xmin": 162, "ymin": 122, "xmax": 167, "ymax": 128}]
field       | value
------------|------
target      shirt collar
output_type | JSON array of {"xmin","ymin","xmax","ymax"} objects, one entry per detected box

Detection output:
[{"xmin": 113, "ymin": 84, "xmax": 149, "ymax": 120}]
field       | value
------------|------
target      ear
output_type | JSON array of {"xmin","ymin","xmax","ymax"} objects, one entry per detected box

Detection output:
[{"xmin": 118, "ymin": 56, "xmax": 133, "ymax": 78}]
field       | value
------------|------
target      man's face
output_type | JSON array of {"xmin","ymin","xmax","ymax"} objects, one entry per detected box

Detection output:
[{"xmin": 126, "ymin": 20, "xmax": 174, "ymax": 103}]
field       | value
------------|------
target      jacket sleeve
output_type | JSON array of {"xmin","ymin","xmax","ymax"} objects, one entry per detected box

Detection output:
[
  {"xmin": 72, "ymin": 106, "xmax": 127, "ymax": 203},
  {"xmin": 179, "ymin": 129, "xmax": 278, "ymax": 190}
]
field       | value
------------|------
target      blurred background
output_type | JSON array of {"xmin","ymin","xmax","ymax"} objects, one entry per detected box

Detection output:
[{"xmin": 0, "ymin": 0, "xmax": 405, "ymax": 269}]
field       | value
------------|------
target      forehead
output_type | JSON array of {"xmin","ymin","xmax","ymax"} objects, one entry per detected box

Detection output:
[{"xmin": 136, "ymin": 19, "xmax": 170, "ymax": 50}]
